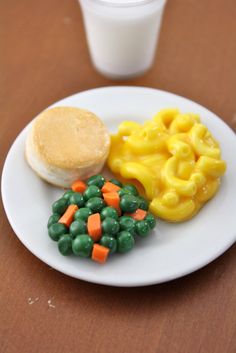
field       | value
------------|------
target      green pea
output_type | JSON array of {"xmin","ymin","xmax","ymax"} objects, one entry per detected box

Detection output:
[
  {"xmin": 135, "ymin": 220, "xmax": 150, "ymax": 237},
  {"xmin": 118, "ymin": 188, "xmax": 133, "ymax": 197},
  {"xmin": 120, "ymin": 194, "xmax": 139, "ymax": 213},
  {"xmin": 52, "ymin": 198, "xmax": 68, "ymax": 215},
  {"xmin": 117, "ymin": 231, "xmax": 135, "ymax": 253},
  {"xmin": 87, "ymin": 174, "xmax": 105, "ymax": 188},
  {"xmin": 48, "ymin": 223, "xmax": 68, "ymax": 241},
  {"xmin": 83, "ymin": 185, "xmax": 101, "ymax": 200},
  {"xmin": 102, "ymin": 217, "xmax": 120, "ymax": 235},
  {"xmin": 123, "ymin": 184, "xmax": 139, "ymax": 196},
  {"xmin": 86, "ymin": 197, "xmax": 105, "ymax": 213},
  {"xmin": 119, "ymin": 216, "xmax": 136, "ymax": 235},
  {"xmin": 137, "ymin": 196, "xmax": 149, "ymax": 211},
  {"xmin": 145, "ymin": 213, "xmax": 156, "ymax": 229},
  {"xmin": 72, "ymin": 235, "xmax": 94, "ymax": 257},
  {"xmin": 58, "ymin": 235, "xmax": 72, "ymax": 255},
  {"xmin": 70, "ymin": 220, "xmax": 87, "ymax": 237},
  {"xmin": 69, "ymin": 192, "xmax": 85, "ymax": 207},
  {"xmin": 100, "ymin": 236, "xmax": 117, "ymax": 254},
  {"xmin": 47, "ymin": 214, "xmax": 60, "ymax": 228},
  {"xmin": 109, "ymin": 178, "xmax": 123, "ymax": 188},
  {"xmin": 74, "ymin": 207, "xmax": 92, "ymax": 221},
  {"xmin": 62, "ymin": 189, "xmax": 74, "ymax": 200},
  {"xmin": 100, "ymin": 207, "xmax": 119, "ymax": 221}
]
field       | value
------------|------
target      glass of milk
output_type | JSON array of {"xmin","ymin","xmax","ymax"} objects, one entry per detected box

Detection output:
[{"xmin": 79, "ymin": 0, "xmax": 167, "ymax": 79}]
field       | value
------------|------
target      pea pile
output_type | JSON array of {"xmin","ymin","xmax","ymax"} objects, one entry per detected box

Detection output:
[{"xmin": 47, "ymin": 174, "xmax": 156, "ymax": 263}]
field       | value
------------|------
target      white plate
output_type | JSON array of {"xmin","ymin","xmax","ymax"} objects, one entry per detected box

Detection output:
[{"xmin": 2, "ymin": 86, "xmax": 236, "ymax": 287}]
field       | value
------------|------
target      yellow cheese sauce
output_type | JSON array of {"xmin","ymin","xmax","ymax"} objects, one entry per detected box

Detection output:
[{"xmin": 107, "ymin": 109, "xmax": 226, "ymax": 222}]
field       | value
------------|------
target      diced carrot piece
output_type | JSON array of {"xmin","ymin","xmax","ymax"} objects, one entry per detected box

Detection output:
[
  {"xmin": 71, "ymin": 180, "xmax": 87, "ymax": 193},
  {"xmin": 58, "ymin": 204, "xmax": 78, "ymax": 227},
  {"xmin": 101, "ymin": 181, "xmax": 121, "ymax": 193},
  {"xmin": 127, "ymin": 208, "xmax": 147, "ymax": 221},
  {"xmin": 92, "ymin": 244, "xmax": 109, "ymax": 264},
  {"xmin": 103, "ymin": 192, "xmax": 121, "ymax": 215},
  {"xmin": 87, "ymin": 213, "xmax": 102, "ymax": 242}
]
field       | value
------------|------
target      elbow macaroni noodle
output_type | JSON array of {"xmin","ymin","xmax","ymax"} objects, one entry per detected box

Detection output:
[{"xmin": 107, "ymin": 109, "xmax": 226, "ymax": 222}]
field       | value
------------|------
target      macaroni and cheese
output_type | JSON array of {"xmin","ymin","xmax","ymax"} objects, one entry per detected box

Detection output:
[{"xmin": 107, "ymin": 109, "xmax": 226, "ymax": 222}]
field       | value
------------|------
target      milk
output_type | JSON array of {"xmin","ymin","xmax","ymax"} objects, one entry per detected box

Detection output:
[{"xmin": 79, "ymin": 0, "xmax": 167, "ymax": 79}]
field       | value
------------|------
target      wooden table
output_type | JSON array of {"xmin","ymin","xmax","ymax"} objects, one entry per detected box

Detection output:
[{"xmin": 1, "ymin": 1, "xmax": 236, "ymax": 352}]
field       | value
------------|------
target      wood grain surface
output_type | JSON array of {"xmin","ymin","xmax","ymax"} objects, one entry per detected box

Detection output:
[{"xmin": 1, "ymin": 1, "xmax": 236, "ymax": 353}]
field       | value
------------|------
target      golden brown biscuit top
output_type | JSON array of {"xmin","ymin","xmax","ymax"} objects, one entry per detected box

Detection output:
[{"xmin": 31, "ymin": 107, "xmax": 110, "ymax": 168}]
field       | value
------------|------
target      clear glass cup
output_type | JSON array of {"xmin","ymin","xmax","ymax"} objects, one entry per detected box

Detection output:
[{"xmin": 79, "ymin": 0, "xmax": 167, "ymax": 79}]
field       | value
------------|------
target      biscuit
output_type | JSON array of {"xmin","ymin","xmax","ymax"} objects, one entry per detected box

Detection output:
[{"xmin": 25, "ymin": 106, "xmax": 110, "ymax": 187}]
